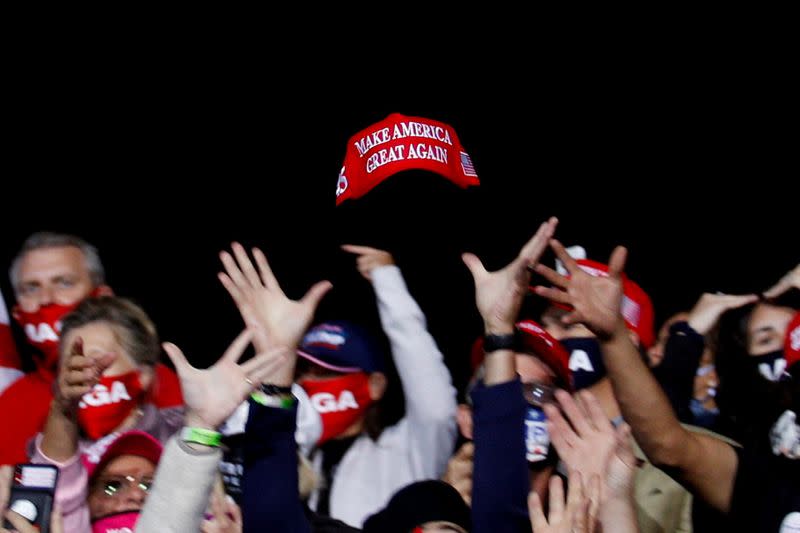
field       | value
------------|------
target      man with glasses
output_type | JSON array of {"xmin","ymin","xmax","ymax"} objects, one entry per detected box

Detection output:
[{"xmin": 448, "ymin": 317, "xmax": 573, "ymax": 506}]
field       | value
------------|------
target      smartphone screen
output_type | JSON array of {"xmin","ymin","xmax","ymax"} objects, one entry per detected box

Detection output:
[{"xmin": 3, "ymin": 464, "xmax": 59, "ymax": 532}]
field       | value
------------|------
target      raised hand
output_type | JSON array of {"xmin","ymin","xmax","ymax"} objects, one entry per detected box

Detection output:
[
  {"xmin": 544, "ymin": 390, "xmax": 637, "ymax": 505},
  {"xmin": 534, "ymin": 241, "xmax": 627, "ymax": 339},
  {"xmin": 687, "ymin": 293, "xmax": 759, "ymax": 335},
  {"xmin": 218, "ymin": 242, "xmax": 332, "ymax": 352},
  {"xmin": 163, "ymin": 330, "xmax": 288, "ymax": 431},
  {"xmin": 528, "ymin": 472, "xmax": 595, "ymax": 533},
  {"xmin": 764, "ymin": 263, "xmax": 800, "ymax": 299},
  {"xmin": 463, "ymin": 217, "xmax": 558, "ymax": 334},
  {"xmin": 55, "ymin": 337, "xmax": 116, "ymax": 412},
  {"xmin": 340, "ymin": 245, "xmax": 395, "ymax": 281}
]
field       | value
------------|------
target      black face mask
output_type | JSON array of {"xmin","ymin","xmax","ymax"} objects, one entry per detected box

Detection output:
[
  {"xmin": 746, "ymin": 350, "xmax": 788, "ymax": 383},
  {"xmin": 562, "ymin": 338, "xmax": 606, "ymax": 391}
]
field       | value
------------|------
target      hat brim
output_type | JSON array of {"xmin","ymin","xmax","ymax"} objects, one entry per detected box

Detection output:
[
  {"xmin": 297, "ymin": 349, "xmax": 362, "ymax": 374},
  {"xmin": 89, "ymin": 431, "xmax": 163, "ymax": 482}
]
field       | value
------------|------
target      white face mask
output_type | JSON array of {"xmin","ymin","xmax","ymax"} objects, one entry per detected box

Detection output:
[
  {"xmin": 771, "ymin": 409, "xmax": 800, "ymax": 459},
  {"xmin": 218, "ymin": 384, "xmax": 322, "ymax": 457},
  {"xmin": 293, "ymin": 383, "xmax": 323, "ymax": 455}
]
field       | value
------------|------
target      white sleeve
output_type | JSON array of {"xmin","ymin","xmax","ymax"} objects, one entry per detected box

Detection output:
[
  {"xmin": 136, "ymin": 436, "xmax": 222, "ymax": 533},
  {"xmin": 371, "ymin": 265, "xmax": 458, "ymax": 475}
]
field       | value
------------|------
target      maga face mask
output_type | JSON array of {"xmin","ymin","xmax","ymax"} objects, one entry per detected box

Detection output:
[
  {"xmin": 13, "ymin": 301, "xmax": 81, "ymax": 373},
  {"xmin": 562, "ymin": 338, "xmax": 607, "ymax": 391},
  {"xmin": 299, "ymin": 372, "xmax": 374, "ymax": 445},
  {"xmin": 747, "ymin": 350, "xmax": 787, "ymax": 383},
  {"xmin": 78, "ymin": 372, "xmax": 144, "ymax": 440},
  {"xmin": 12, "ymin": 288, "xmax": 105, "ymax": 375}
]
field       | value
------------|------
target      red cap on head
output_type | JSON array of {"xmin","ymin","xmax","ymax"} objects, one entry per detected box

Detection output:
[
  {"xmin": 470, "ymin": 320, "xmax": 572, "ymax": 390},
  {"xmin": 82, "ymin": 430, "xmax": 163, "ymax": 481},
  {"xmin": 516, "ymin": 320, "xmax": 572, "ymax": 390},
  {"xmin": 785, "ymin": 311, "xmax": 800, "ymax": 372}
]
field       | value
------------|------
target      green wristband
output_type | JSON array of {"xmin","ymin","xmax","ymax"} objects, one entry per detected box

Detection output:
[
  {"xmin": 250, "ymin": 391, "xmax": 296, "ymax": 409},
  {"xmin": 181, "ymin": 426, "xmax": 222, "ymax": 447}
]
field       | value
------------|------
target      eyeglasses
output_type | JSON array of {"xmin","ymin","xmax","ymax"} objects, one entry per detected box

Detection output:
[
  {"xmin": 93, "ymin": 475, "xmax": 153, "ymax": 498},
  {"xmin": 522, "ymin": 381, "xmax": 555, "ymax": 407},
  {"xmin": 465, "ymin": 370, "xmax": 555, "ymax": 408}
]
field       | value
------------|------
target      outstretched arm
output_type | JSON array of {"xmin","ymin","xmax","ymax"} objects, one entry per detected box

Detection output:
[
  {"xmin": 218, "ymin": 242, "xmax": 332, "ymax": 388},
  {"xmin": 465, "ymin": 217, "xmax": 558, "ymax": 533},
  {"xmin": 464, "ymin": 217, "xmax": 559, "ymax": 384},
  {"xmin": 534, "ymin": 241, "xmax": 738, "ymax": 512},
  {"xmin": 342, "ymin": 244, "xmax": 457, "ymax": 474},
  {"xmin": 763, "ymin": 263, "xmax": 800, "ymax": 299},
  {"xmin": 137, "ymin": 331, "xmax": 289, "ymax": 533}
]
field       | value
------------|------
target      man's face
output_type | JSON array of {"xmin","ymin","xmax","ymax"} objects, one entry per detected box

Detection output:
[
  {"xmin": 15, "ymin": 246, "xmax": 94, "ymax": 313},
  {"xmin": 747, "ymin": 303, "xmax": 795, "ymax": 356},
  {"xmin": 457, "ymin": 354, "xmax": 555, "ymax": 440},
  {"xmin": 515, "ymin": 354, "xmax": 556, "ymax": 386},
  {"xmin": 87, "ymin": 454, "xmax": 155, "ymax": 519}
]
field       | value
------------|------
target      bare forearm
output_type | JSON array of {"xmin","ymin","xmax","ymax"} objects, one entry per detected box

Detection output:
[
  {"xmin": 483, "ymin": 349, "xmax": 516, "ymax": 385},
  {"xmin": 600, "ymin": 321, "xmax": 687, "ymax": 467},
  {"xmin": 252, "ymin": 337, "xmax": 296, "ymax": 388},
  {"xmin": 599, "ymin": 498, "xmax": 639, "ymax": 533},
  {"xmin": 40, "ymin": 401, "xmax": 79, "ymax": 462},
  {"xmin": 603, "ymin": 323, "xmax": 738, "ymax": 511}
]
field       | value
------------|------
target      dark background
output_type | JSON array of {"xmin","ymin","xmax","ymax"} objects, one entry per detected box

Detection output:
[{"xmin": 2, "ymin": 97, "xmax": 796, "ymax": 398}]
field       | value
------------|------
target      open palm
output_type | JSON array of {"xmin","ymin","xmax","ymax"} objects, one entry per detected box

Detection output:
[
  {"xmin": 463, "ymin": 217, "xmax": 558, "ymax": 333},
  {"xmin": 545, "ymin": 390, "xmax": 636, "ymax": 504},
  {"xmin": 163, "ymin": 330, "xmax": 288, "ymax": 430},
  {"xmin": 534, "ymin": 241, "xmax": 627, "ymax": 339},
  {"xmin": 219, "ymin": 242, "xmax": 332, "ymax": 351}
]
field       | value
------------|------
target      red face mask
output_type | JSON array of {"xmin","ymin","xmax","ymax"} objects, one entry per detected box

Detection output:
[
  {"xmin": 299, "ymin": 372, "xmax": 374, "ymax": 445},
  {"xmin": 12, "ymin": 288, "xmax": 104, "ymax": 375},
  {"xmin": 13, "ymin": 301, "xmax": 81, "ymax": 374},
  {"xmin": 78, "ymin": 372, "xmax": 144, "ymax": 440}
]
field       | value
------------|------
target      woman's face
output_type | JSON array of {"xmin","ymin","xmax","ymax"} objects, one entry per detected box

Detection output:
[
  {"xmin": 61, "ymin": 321, "xmax": 139, "ymax": 376},
  {"xmin": 747, "ymin": 303, "xmax": 795, "ymax": 356}
]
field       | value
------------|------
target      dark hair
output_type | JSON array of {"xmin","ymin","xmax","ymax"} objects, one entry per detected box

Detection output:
[
  {"xmin": 60, "ymin": 296, "xmax": 159, "ymax": 366},
  {"xmin": 715, "ymin": 295, "xmax": 799, "ymax": 443}
]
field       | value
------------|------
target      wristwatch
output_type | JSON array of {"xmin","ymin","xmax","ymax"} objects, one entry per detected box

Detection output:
[{"xmin": 483, "ymin": 332, "xmax": 517, "ymax": 352}]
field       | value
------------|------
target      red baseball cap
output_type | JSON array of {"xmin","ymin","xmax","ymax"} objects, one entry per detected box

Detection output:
[
  {"xmin": 82, "ymin": 430, "xmax": 163, "ymax": 481},
  {"xmin": 470, "ymin": 320, "xmax": 572, "ymax": 390}
]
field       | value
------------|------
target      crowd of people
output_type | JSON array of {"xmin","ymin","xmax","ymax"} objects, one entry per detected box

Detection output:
[{"xmin": 0, "ymin": 224, "xmax": 797, "ymax": 532}]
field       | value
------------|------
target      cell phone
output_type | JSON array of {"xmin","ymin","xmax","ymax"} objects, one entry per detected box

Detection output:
[{"xmin": 3, "ymin": 464, "xmax": 59, "ymax": 533}]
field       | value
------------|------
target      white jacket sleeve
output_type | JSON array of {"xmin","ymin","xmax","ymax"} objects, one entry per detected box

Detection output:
[
  {"xmin": 371, "ymin": 265, "xmax": 458, "ymax": 476},
  {"xmin": 136, "ymin": 435, "xmax": 222, "ymax": 533}
]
